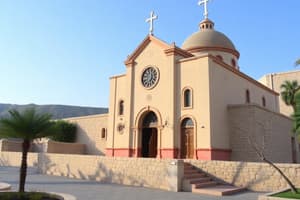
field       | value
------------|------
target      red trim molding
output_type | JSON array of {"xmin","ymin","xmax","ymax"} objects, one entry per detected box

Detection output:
[
  {"xmin": 185, "ymin": 46, "xmax": 240, "ymax": 58},
  {"xmin": 196, "ymin": 148, "xmax": 232, "ymax": 161},
  {"xmin": 160, "ymin": 148, "xmax": 179, "ymax": 159},
  {"xmin": 106, "ymin": 148, "xmax": 135, "ymax": 157},
  {"xmin": 107, "ymin": 148, "xmax": 179, "ymax": 159}
]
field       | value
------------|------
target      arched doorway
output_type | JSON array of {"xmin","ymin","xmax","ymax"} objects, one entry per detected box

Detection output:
[
  {"xmin": 141, "ymin": 111, "xmax": 158, "ymax": 158},
  {"xmin": 181, "ymin": 118, "xmax": 194, "ymax": 159}
]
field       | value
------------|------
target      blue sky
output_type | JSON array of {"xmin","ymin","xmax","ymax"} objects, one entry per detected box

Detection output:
[{"xmin": 0, "ymin": 1, "xmax": 299, "ymax": 107}]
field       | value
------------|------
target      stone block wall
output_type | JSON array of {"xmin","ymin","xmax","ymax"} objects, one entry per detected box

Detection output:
[
  {"xmin": 1, "ymin": 151, "xmax": 299, "ymax": 193},
  {"xmin": 0, "ymin": 139, "xmax": 33, "ymax": 152},
  {"xmin": 37, "ymin": 154, "xmax": 182, "ymax": 191},
  {"xmin": 228, "ymin": 104, "xmax": 294, "ymax": 163},
  {"xmin": 0, "ymin": 152, "xmax": 38, "ymax": 167},
  {"xmin": 46, "ymin": 141, "xmax": 85, "ymax": 154},
  {"xmin": 186, "ymin": 159, "xmax": 300, "ymax": 192}
]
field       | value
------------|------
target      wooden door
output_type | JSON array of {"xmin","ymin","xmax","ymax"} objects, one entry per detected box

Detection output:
[
  {"xmin": 181, "ymin": 128, "xmax": 194, "ymax": 159},
  {"xmin": 148, "ymin": 129, "xmax": 157, "ymax": 158}
]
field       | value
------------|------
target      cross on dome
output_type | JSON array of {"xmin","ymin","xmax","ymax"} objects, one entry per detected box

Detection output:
[
  {"xmin": 145, "ymin": 11, "xmax": 158, "ymax": 36},
  {"xmin": 198, "ymin": 0, "xmax": 211, "ymax": 19}
]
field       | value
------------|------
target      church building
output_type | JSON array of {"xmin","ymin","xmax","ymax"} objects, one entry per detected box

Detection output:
[{"xmin": 66, "ymin": 3, "xmax": 296, "ymax": 163}]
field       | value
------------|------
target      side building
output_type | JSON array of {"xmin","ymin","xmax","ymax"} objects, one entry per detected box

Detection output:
[{"xmin": 259, "ymin": 70, "xmax": 300, "ymax": 117}]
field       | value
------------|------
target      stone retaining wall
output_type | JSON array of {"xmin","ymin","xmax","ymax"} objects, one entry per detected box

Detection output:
[
  {"xmin": 186, "ymin": 159, "xmax": 300, "ymax": 192},
  {"xmin": 0, "ymin": 151, "xmax": 299, "ymax": 193},
  {"xmin": 0, "ymin": 152, "xmax": 182, "ymax": 192},
  {"xmin": 0, "ymin": 152, "xmax": 38, "ymax": 167},
  {"xmin": 38, "ymin": 154, "xmax": 182, "ymax": 191}
]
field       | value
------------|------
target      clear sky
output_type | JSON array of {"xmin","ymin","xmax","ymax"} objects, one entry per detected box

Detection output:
[{"xmin": 0, "ymin": 0, "xmax": 299, "ymax": 108}]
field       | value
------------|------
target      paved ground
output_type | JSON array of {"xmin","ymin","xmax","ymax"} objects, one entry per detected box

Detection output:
[{"xmin": 0, "ymin": 166, "xmax": 264, "ymax": 200}]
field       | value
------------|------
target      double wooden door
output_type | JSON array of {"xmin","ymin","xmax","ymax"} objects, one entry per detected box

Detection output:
[{"xmin": 181, "ymin": 127, "xmax": 194, "ymax": 159}]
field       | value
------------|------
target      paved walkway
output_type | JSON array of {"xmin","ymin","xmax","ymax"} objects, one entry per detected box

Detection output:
[{"xmin": 0, "ymin": 166, "xmax": 263, "ymax": 200}]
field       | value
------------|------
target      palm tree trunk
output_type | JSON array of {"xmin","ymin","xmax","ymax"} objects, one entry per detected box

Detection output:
[{"xmin": 19, "ymin": 139, "xmax": 30, "ymax": 192}]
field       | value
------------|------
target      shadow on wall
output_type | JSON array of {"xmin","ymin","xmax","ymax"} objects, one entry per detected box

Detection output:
[
  {"xmin": 76, "ymin": 126, "xmax": 105, "ymax": 156},
  {"xmin": 39, "ymin": 154, "xmax": 177, "ymax": 191}
]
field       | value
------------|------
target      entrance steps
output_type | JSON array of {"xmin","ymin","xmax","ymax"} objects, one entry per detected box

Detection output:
[{"xmin": 183, "ymin": 163, "xmax": 245, "ymax": 196}]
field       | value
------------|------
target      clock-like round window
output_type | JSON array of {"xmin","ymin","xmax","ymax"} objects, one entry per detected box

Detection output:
[{"xmin": 141, "ymin": 67, "xmax": 159, "ymax": 89}]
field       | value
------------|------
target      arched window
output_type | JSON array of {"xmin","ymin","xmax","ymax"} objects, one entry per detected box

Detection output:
[
  {"xmin": 101, "ymin": 128, "xmax": 106, "ymax": 139},
  {"xmin": 216, "ymin": 55, "xmax": 223, "ymax": 61},
  {"xmin": 246, "ymin": 90, "xmax": 250, "ymax": 103},
  {"xmin": 183, "ymin": 88, "xmax": 192, "ymax": 108},
  {"xmin": 181, "ymin": 118, "xmax": 194, "ymax": 128},
  {"xmin": 262, "ymin": 97, "xmax": 266, "ymax": 107},
  {"xmin": 119, "ymin": 100, "xmax": 124, "ymax": 115},
  {"xmin": 142, "ymin": 111, "xmax": 158, "ymax": 128}
]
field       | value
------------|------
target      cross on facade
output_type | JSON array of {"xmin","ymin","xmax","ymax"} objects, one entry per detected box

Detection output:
[
  {"xmin": 146, "ymin": 11, "xmax": 158, "ymax": 36},
  {"xmin": 198, "ymin": 0, "xmax": 211, "ymax": 19}
]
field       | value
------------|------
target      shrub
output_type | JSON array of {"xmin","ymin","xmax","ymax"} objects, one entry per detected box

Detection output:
[{"xmin": 49, "ymin": 120, "xmax": 77, "ymax": 143}]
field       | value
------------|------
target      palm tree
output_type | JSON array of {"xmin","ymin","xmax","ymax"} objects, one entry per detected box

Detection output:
[
  {"xmin": 295, "ymin": 59, "xmax": 300, "ymax": 66},
  {"xmin": 295, "ymin": 93, "xmax": 300, "ymax": 133},
  {"xmin": 0, "ymin": 108, "xmax": 57, "ymax": 192},
  {"xmin": 280, "ymin": 80, "xmax": 300, "ymax": 112}
]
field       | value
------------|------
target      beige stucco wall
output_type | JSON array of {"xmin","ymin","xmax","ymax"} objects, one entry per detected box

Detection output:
[
  {"xmin": 259, "ymin": 70, "xmax": 300, "ymax": 117},
  {"xmin": 108, "ymin": 74, "xmax": 129, "ymax": 149},
  {"xmin": 178, "ymin": 56, "xmax": 211, "ymax": 149},
  {"xmin": 209, "ymin": 59, "xmax": 279, "ymax": 150},
  {"xmin": 65, "ymin": 114, "xmax": 108, "ymax": 155},
  {"xmin": 186, "ymin": 159, "xmax": 300, "ymax": 192},
  {"xmin": 228, "ymin": 104, "xmax": 293, "ymax": 163},
  {"xmin": 131, "ymin": 42, "xmax": 177, "ymax": 149},
  {"xmin": 108, "ymin": 41, "xmax": 188, "ymax": 152}
]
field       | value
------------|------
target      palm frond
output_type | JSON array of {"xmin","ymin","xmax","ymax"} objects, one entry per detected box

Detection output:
[{"xmin": 0, "ymin": 108, "xmax": 56, "ymax": 140}]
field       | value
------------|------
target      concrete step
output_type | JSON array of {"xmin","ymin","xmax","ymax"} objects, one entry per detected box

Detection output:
[
  {"xmin": 183, "ymin": 177, "xmax": 212, "ymax": 191},
  {"xmin": 184, "ymin": 165, "xmax": 194, "ymax": 170},
  {"xmin": 184, "ymin": 172, "xmax": 207, "ymax": 179},
  {"xmin": 194, "ymin": 181, "xmax": 218, "ymax": 189},
  {"xmin": 189, "ymin": 177, "xmax": 212, "ymax": 184},
  {"xmin": 192, "ymin": 185, "xmax": 246, "ymax": 196},
  {"xmin": 184, "ymin": 169, "xmax": 199, "ymax": 174}
]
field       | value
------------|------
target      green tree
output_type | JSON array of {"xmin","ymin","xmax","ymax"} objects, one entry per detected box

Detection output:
[
  {"xmin": 295, "ymin": 59, "xmax": 300, "ymax": 66},
  {"xmin": 280, "ymin": 80, "xmax": 300, "ymax": 112},
  {"xmin": 0, "ymin": 108, "xmax": 58, "ymax": 192},
  {"xmin": 50, "ymin": 120, "xmax": 77, "ymax": 143}
]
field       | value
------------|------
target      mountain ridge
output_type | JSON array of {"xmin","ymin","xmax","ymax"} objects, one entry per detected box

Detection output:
[{"xmin": 0, "ymin": 103, "xmax": 108, "ymax": 119}]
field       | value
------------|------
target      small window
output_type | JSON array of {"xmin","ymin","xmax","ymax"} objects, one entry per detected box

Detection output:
[
  {"xmin": 101, "ymin": 128, "xmax": 106, "ymax": 139},
  {"xmin": 183, "ymin": 88, "xmax": 192, "ymax": 108},
  {"xmin": 216, "ymin": 55, "xmax": 223, "ymax": 61},
  {"xmin": 231, "ymin": 59, "xmax": 236, "ymax": 67},
  {"xmin": 119, "ymin": 100, "xmax": 124, "ymax": 115},
  {"xmin": 246, "ymin": 90, "xmax": 250, "ymax": 103},
  {"xmin": 262, "ymin": 97, "xmax": 266, "ymax": 107}
]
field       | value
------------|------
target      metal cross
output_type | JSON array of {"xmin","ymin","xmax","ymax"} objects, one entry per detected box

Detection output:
[
  {"xmin": 145, "ymin": 11, "xmax": 158, "ymax": 36},
  {"xmin": 198, "ymin": 0, "xmax": 211, "ymax": 19}
]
